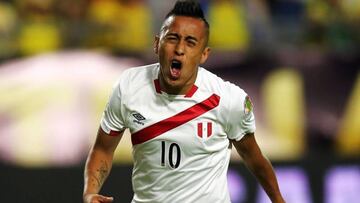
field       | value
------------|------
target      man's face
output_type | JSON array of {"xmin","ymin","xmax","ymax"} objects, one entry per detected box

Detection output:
[{"xmin": 155, "ymin": 15, "xmax": 210, "ymax": 94}]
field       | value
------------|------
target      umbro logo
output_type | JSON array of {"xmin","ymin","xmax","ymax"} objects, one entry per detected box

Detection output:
[
  {"xmin": 132, "ymin": 113, "xmax": 145, "ymax": 125},
  {"xmin": 133, "ymin": 113, "xmax": 145, "ymax": 121}
]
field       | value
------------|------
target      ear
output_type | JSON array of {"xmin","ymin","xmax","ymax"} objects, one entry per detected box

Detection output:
[
  {"xmin": 200, "ymin": 46, "xmax": 211, "ymax": 64},
  {"xmin": 154, "ymin": 35, "xmax": 160, "ymax": 55}
]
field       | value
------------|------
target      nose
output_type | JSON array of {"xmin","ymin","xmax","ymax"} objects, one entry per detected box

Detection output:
[{"xmin": 175, "ymin": 41, "xmax": 185, "ymax": 56}]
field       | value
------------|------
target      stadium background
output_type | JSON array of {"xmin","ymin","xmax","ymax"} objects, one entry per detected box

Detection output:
[{"xmin": 0, "ymin": 0, "xmax": 359, "ymax": 202}]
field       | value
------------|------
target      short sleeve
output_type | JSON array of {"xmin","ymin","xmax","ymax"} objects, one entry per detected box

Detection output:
[
  {"xmin": 100, "ymin": 78, "xmax": 126, "ymax": 134},
  {"xmin": 226, "ymin": 86, "xmax": 256, "ymax": 141}
]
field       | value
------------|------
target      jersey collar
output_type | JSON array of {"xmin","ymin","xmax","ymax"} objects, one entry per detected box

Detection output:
[
  {"xmin": 153, "ymin": 79, "xmax": 198, "ymax": 98},
  {"xmin": 153, "ymin": 63, "xmax": 200, "ymax": 98}
]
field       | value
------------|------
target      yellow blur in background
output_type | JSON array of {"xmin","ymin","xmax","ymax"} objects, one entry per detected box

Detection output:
[{"xmin": 0, "ymin": 0, "xmax": 359, "ymax": 168}]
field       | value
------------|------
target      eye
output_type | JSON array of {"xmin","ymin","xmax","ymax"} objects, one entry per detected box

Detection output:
[
  {"xmin": 187, "ymin": 40, "xmax": 197, "ymax": 47},
  {"xmin": 165, "ymin": 35, "xmax": 178, "ymax": 42}
]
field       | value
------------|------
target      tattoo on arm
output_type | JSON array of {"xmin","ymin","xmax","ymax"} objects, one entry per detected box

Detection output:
[
  {"xmin": 91, "ymin": 160, "xmax": 109, "ymax": 188},
  {"xmin": 90, "ymin": 174, "xmax": 100, "ymax": 188}
]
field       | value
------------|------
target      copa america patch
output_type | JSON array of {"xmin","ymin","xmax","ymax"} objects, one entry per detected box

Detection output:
[{"xmin": 244, "ymin": 96, "xmax": 253, "ymax": 115}]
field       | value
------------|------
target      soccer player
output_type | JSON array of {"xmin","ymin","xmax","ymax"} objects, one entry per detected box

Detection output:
[{"xmin": 83, "ymin": 1, "xmax": 285, "ymax": 203}]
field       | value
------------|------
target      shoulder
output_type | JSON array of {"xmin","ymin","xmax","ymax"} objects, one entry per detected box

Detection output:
[
  {"xmin": 199, "ymin": 67, "xmax": 247, "ymax": 100},
  {"xmin": 115, "ymin": 63, "xmax": 158, "ymax": 92},
  {"xmin": 119, "ymin": 63, "xmax": 157, "ymax": 82},
  {"xmin": 198, "ymin": 68, "xmax": 250, "ymax": 120}
]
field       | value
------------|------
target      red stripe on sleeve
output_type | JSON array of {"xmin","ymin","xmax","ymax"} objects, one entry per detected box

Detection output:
[{"xmin": 109, "ymin": 130, "xmax": 121, "ymax": 137}]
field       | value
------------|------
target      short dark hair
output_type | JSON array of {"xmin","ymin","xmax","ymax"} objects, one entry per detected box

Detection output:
[
  {"xmin": 163, "ymin": 0, "xmax": 210, "ymax": 45},
  {"xmin": 165, "ymin": 0, "xmax": 209, "ymax": 30}
]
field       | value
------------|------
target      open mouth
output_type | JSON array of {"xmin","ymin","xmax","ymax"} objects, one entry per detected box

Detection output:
[{"xmin": 170, "ymin": 60, "xmax": 182, "ymax": 79}]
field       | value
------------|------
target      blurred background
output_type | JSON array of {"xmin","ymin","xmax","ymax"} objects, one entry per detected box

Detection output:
[{"xmin": 0, "ymin": 0, "xmax": 359, "ymax": 202}]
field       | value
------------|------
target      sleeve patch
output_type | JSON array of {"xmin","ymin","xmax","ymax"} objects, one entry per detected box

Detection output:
[{"xmin": 244, "ymin": 96, "xmax": 253, "ymax": 115}]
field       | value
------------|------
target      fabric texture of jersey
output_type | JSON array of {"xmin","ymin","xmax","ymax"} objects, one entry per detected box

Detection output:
[{"xmin": 100, "ymin": 63, "xmax": 256, "ymax": 203}]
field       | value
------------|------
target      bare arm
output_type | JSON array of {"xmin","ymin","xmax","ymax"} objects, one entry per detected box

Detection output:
[
  {"xmin": 232, "ymin": 133, "xmax": 285, "ymax": 203},
  {"xmin": 83, "ymin": 127, "xmax": 123, "ymax": 203}
]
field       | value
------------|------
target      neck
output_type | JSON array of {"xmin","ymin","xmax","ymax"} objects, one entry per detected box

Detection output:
[
  {"xmin": 158, "ymin": 74, "xmax": 197, "ymax": 96},
  {"xmin": 159, "ymin": 78, "xmax": 193, "ymax": 95}
]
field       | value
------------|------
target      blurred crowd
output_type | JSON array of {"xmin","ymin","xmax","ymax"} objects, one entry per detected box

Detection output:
[
  {"xmin": 0, "ymin": 0, "xmax": 359, "ymax": 167},
  {"xmin": 0, "ymin": 0, "xmax": 359, "ymax": 61}
]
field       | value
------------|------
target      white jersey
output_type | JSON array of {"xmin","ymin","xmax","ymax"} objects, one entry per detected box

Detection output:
[{"xmin": 100, "ymin": 63, "xmax": 256, "ymax": 203}]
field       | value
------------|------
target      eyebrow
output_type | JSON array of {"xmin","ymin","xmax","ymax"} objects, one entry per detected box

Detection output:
[{"xmin": 166, "ymin": 33, "xmax": 180, "ymax": 38}]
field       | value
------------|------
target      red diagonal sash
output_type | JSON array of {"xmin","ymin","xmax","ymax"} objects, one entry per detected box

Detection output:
[{"xmin": 131, "ymin": 94, "xmax": 220, "ymax": 145}]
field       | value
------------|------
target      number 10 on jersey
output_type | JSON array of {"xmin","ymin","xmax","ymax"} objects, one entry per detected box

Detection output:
[{"xmin": 161, "ymin": 141, "xmax": 181, "ymax": 169}]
